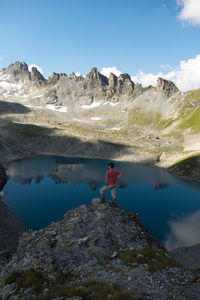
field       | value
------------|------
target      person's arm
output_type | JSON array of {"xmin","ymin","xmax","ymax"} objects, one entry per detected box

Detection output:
[
  {"xmin": 105, "ymin": 175, "xmax": 108, "ymax": 186},
  {"xmin": 117, "ymin": 171, "xmax": 123, "ymax": 179}
]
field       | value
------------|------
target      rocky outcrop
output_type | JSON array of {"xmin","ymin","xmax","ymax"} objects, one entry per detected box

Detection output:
[
  {"xmin": 1, "ymin": 61, "xmax": 45, "ymax": 86},
  {"xmin": 46, "ymin": 72, "xmax": 67, "ymax": 85},
  {"xmin": 157, "ymin": 77, "xmax": 179, "ymax": 98},
  {"xmin": 86, "ymin": 67, "xmax": 108, "ymax": 87},
  {"xmin": 117, "ymin": 73, "xmax": 135, "ymax": 95},
  {"xmin": 0, "ymin": 199, "xmax": 199, "ymax": 299},
  {"xmin": 106, "ymin": 73, "xmax": 118, "ymax": 99},
  {"xmin": 29, "ymin": 66, "xmax": 45, "ymax": 84},
  {"xmin": 0, "ymin": 164, "xmax": 8, "ymax": 191},
  {"xmin": 0, "ymin": 201, "xmax": 24, "ymax": 267},
  {"xmin": 170, "ymin": 243, "xmax": 200, "ymax": 270},
  {"xmin": 2, "ymin": 62, "xmax": 30, "ymax": 83},
  {"xmin": 108, "ymin": 72, "xmax": 118, "ymax": 89}
]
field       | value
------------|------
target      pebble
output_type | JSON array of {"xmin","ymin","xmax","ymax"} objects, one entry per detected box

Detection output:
[
  {"xmin": 111, "ymin": 251, "xmax": 118, "ymax": 258},
  {"xmin": 137, "ymin": 254, "xmax": 144, "ymax": 258}
]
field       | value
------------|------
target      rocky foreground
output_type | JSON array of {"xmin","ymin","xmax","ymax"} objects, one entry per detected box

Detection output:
[{"xmin": 0, "ymin": 199, "xmax": 200, "ymax": 300}]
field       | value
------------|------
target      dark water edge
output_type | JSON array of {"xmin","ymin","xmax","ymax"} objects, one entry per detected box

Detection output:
[{"xmin": 2, "ymin": 156, "xmax": 200, "ymax": 250}]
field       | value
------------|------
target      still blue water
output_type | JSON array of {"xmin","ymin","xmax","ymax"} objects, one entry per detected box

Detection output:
[{"xmin": 2, "ymin": 156, "xmax": 200, "ymax": 249}]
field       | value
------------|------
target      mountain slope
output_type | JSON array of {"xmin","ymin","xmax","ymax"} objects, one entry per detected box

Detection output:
[{"xmin": 1, "ymin": 61, "xmax": 200, "ymax": 173}]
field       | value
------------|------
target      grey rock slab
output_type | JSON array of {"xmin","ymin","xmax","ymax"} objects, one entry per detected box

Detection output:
[{"xmin": 170, "ymin": 243, "xmax": 200, "ymax": 270}]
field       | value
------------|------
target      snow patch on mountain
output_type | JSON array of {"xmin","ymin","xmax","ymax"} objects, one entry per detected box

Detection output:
[
  {"xmin": 91, "ymin": 117, "xmax": 101, "ymax": 120},
  {"xmin": 46, "ymin": 104, "xmax": 68, "ymax": 112},
  {"xmin": 81, "ymin": 101, "xmax": 102, "ymax": 109}
]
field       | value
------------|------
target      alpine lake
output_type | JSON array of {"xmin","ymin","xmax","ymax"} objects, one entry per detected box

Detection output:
[{"xmin": 2, "ymin": 156, "xmax": 200, "ymax": 250}]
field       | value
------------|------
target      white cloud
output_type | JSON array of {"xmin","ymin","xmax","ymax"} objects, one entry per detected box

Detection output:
[
  {"xmin": 131, "ymin": 54, "xmax": 200, "ymax": 92},
  {"xmin": 175, "ymin": 54, "xmax": 200, "ymax": 90},
  {"xmin": 75, "ymin": 72, "xmax": 81, "ymax": 77},
  {"xmin": 131, "ymin": 71, "xmax": 165, "ymax": 87},
  {"xmin": 28, "ymin": 64, "xmax": 44, "ymax": 75},
  {"xmin": 177, "ymin": 0, "xmax": 200, "ymax": 26},
  {"xmin": 101, "ymin": 66, "xmax": 122, "ymax": 78}
]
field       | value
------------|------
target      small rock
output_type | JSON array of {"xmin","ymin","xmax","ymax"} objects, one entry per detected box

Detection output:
[
  {"xmin": 137, "ymin": 254, "xmax": 144, "ymax": 259},
  {"xmin": 136, "ymin": 246, "xmax": 144, "ymax": 251},
  {"xmin": 111, "ymin": 251, "xmax": 118, "ymax": 258},
  {"xmin": 91, "ymin": 198, "xmax": 102, "ymax": 206}
]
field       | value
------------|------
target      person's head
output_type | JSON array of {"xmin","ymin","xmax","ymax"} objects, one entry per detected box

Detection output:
[{"xmin": 108, "ymin": 162, "xmax": 114, "ymax": 170}]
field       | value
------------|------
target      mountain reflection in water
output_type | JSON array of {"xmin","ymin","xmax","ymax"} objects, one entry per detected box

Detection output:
[{"xmin": 3, "ymin": 156, "xmax": 200, "ymax": 249}]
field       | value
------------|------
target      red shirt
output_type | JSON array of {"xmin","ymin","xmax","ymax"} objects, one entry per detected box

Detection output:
[{"xmin": 106, "ymin": 169, "xmax": 120, "ymax": 185}]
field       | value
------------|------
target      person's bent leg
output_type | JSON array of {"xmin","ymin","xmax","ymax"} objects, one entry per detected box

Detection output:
[
  {"xmin": 100, "ymin": 186, "xmax": 108, "ymax": 201},
  {"xmin": 111, "ymin": 186, "xmax": 117, "ymax": 206}
]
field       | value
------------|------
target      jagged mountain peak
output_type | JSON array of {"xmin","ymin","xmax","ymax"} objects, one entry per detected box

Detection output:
[
  {"xmin": 0, "ymin": 61, "xmax": 183, "ymax": 107},
  {"xmin": 118, "ymin": 73, "xmax": 132, "ymax": 82},
  {"xmin": 47, "ymin": 72, "xmax": 67, "ymax": 83},
  {"xmin": 108, "ymin": 73, "xmax": 118, "ymax": 88},
  {"xmin": 2, "ymin": 61, "xmax": 29, "ymax": 80},
  {"xmin": 86, "ymin": 67, "xmax": 108, "ymax": 86},
  {"xmin": 157, "ymin": 77, "xmax": 179, "ymax": 98},
  {"xmin": 30, "ymin": 66, "xmax": 45, "ymax": 83},
  {"xmin": 7, "ymin": 61, "xmax": 29, "ymax": 71},
  {"xmin": 90, "ymin": 67, "xmax": 98, "ymax": 73},
  {"xmin": 1, "ymin": 61, "xmax": 45, "ymax": 85}
]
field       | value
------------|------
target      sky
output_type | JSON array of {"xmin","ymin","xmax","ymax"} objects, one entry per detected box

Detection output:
[{"xmin": 0, "ymin": 0, "xmax": 200, "ymax": 91}]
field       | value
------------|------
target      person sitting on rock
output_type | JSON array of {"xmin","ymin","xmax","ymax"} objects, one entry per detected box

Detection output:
[{"xmin": 100, "ymin": 162, "xmax": 123, "ymax": 206}]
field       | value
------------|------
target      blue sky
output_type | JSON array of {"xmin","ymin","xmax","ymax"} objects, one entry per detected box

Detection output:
[{"xmin": 0, "ymin": 0, "xmax": 200, "ymax": 91}]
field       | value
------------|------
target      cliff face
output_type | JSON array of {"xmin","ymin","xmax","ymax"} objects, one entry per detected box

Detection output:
[
  {"xmin": 0, "ymin": 164, "xmax": 8, "ymax": 191},
  {"xmin": 0, "ymin": 199, "xmax": 199, "ymax": 300},
  {"xmin": 0, "ymin": 201, "xmax": 24, "ymax": 267},
  {"xmin": 157, "ymin": 77, "xmax": 179, "ymax": 98}
]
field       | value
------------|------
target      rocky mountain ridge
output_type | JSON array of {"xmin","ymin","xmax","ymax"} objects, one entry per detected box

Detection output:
[
  {"xmin": 1, "ymin": 61, "xmax": 200, "ymax": 180},
  {"xmin": 0, "ymin": 61, "xmax": 180, "ymax": 104}
]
